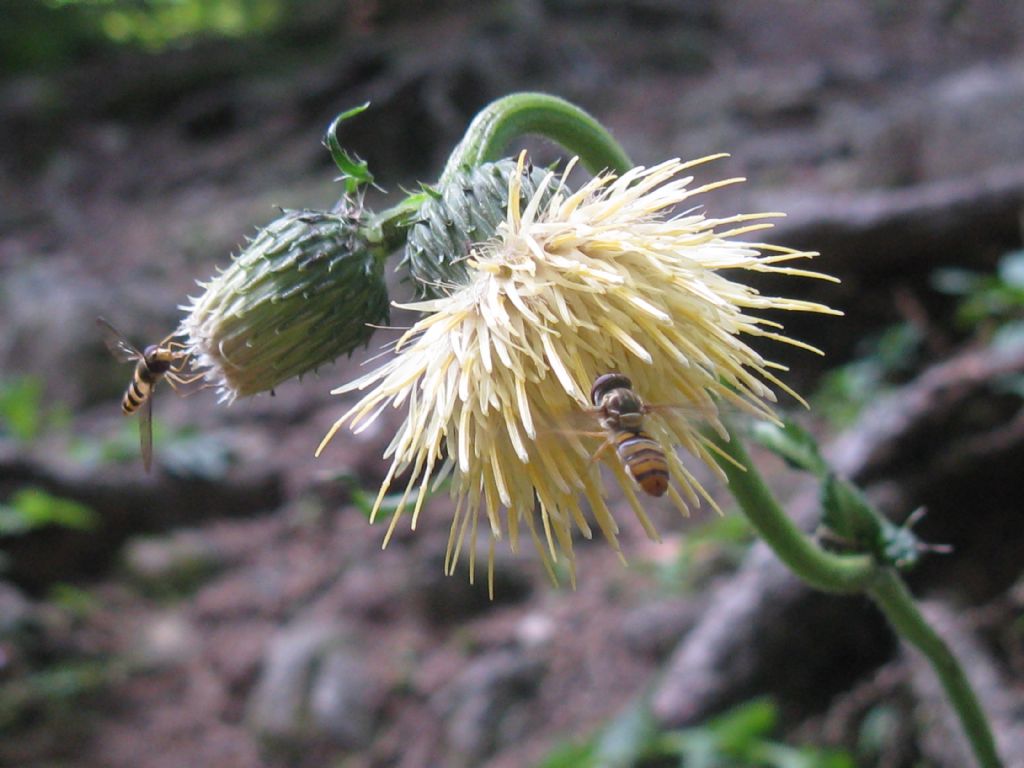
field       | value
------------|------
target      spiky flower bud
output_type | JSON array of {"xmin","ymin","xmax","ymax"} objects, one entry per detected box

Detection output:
[
  {"xmin": 181, "ymin": 199, "xmax": 389, "ymax": 400},
  {"xmin": 402, "ymin": 158, "xmax": 561, "ymax": 295}
]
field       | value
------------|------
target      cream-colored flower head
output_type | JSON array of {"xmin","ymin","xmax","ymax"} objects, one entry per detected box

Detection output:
[{"xmin": 318, "ymin": 152, "xmax": 839, "ymax": 589}]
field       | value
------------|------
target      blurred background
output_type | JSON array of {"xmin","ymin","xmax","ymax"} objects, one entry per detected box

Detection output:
[{"xmin": 1, "ymin": 1, "xmax": 1023, "ymax": 766}]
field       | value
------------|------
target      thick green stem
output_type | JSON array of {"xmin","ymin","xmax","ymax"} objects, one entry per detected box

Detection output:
[
  {"xmin": 707, "ymin": 424, "xmax": 875, "ymax": 592},
  {"xmin": 711, "ymin": 421, "xmax": 1002, "ymax": 766},
  {"xmin": 869, "ymin": 571, "xmax": 1002, "ymax": 768},
  {"xmin": 439, "ymin": 92, "xmax": 633, "ymax": 183}
]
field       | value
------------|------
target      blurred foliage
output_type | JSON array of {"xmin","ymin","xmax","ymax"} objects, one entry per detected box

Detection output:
[
  {"xmin": 0, "ymin": 659, "xmax": 115, "ymax": 733},
  {"xmin": 814, "ymin": 249, "xmax": 1024, "ymax": 429},
  {"xmin": 855, "ymin": 703, "xmax": 903, "ymax": 765},
  {"xmin": 68, "ymin": 419, "xmax": 233, "ymax": 477},
  {"xmin": 47, "ymin": 582, "xmax": 101, "ymax": 619},
  {"xmin": 338, "ymin": 471, "xmax": 408, "ymax": 521},
  {"xmin": 0, "ymin": 487, "xmax": 98, "ymax": 537},
  {"xmin": 1, "ymin": 0, "xmax": 285, "ymax": 72},
  {"xmin": 89, "ymin": 0, "xmax": 282, "ymax": 49},
  {"xmin": 340, "ymin": 469, "xmax": 451, "ymax": 522},
  {"xmin": 0, "ymin": 377, "xmax": 44, "ymax": 442},
  {"xmin": 539, "ymin": 696, "xmax": 853, "ymax": 768},
  {"xmin": 747, "ymin": 419, "xmax": 828, "ymax": 478},
  {"xmin": 649, "ymin": 514, "xmax": 754, "ymax": 594},
  {"xmin": 68, "ymin": 417, "xmax": 156, "ymax": 466},
  {"xmin": 811, "ymin": 323, "xmax": 923, "ymax": 428},
  {"xmin": 156, "ymin": 427, "xmax": 235, "ymax": 479},
  {"xmin": 933, "ymin": 249, "xmax": 1024, "ymax": 332},
  {"xmin": 0, "ymin": 376, "xmax": 70, "ymax": 443},
  {"xmin": 0, "ymin": 369, "xmax": 231, "ymax": 476}
]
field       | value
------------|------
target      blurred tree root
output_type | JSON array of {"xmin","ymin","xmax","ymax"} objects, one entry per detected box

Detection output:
[
  {"xmin": 651, "ymin": 337, "xmax": 1024, "ymax": 763},
  {"xmin": 0, "ymin": 446, "xmax": 284, "ymax": 592},
  {"xmin": 763, "ymin": 163, "xmax": 1024, "ymax": 374},
  {"xmin": 778, "ymin": 163, "xmax": 1024, "ymax": 277}
]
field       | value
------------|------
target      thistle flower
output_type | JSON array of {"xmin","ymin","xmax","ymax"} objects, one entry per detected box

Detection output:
[{"xmin": 318, "ymin": 153, "xmax": 840, "ymax": 587}]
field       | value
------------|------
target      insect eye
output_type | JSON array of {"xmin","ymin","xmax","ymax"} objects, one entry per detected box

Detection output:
[{"xmin": 591, "ymin": 372, "xmax": 632, "ymax": 404}]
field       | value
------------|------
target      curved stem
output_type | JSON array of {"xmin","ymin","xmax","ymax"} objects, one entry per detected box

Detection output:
[
  {"xmin": 711, "ymin": 420, "xmax": 1002, "ymax": 766},
  {"xmin": 869, "ymin": 571, "xmax": 1002, "ymax": 768},
  {"xmin": 369, "ymin": 93, "xmax": 633, "ymax": 258},
  {"xmin": 707, "ymin": 423, "xmax": 875, "ymax": 593},
  {"xmin": 439, "ymin": 92, "xmax": 633, "ymax": 184}
]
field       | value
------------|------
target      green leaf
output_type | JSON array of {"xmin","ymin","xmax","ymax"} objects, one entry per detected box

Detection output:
[
  {"xmin": 820, "ymin": 478, "xmax": 942, "ymax": 570},
  {"xmin": 323, "ymin": 103, "xmax": 374, "ymax": 194},
  {"xmin": 820, "ymin": 474, "xmax": 880, "ymax": 548},
  {"xmin": 748, "ymin": 419, "xmax": 829, "ymax": 477}
]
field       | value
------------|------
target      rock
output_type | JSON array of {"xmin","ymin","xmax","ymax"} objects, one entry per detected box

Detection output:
[
  {"xmin": 0, "ymin": 580, "xmax": 36, "ymax": 674},
  {"xmin": 514, "ymin": 611, "xmax": 556, "ymax": 650},
  {"xmin": 247, "ymin": 620, "xmax": 377, "ymax": 752},
  {"xmin": 308, "ymin": 650, "xmax": 376, "ymax": 747},
  {"xmin": 132, "ymin": 610, "xmax": 200, "ymax": 667},
  {"xmin": 432, "ymin": 649, "xmax": 546, "ymax": 766},
  {"xmin": 919, "ymin": 63, "xmax": 1024, "ymax": 181},
  {"xmin": 621, "ymin": 598, "xmax": 703, "ymax": 660},
  {"xmin": 0, "ymin": 262, "xmax": 182, "ymax": 407},
  {"xmin": 0, "ymin": 580, "xmax": 33, "ymax": 639},
  {"xmin": 730, "ymin": 64, "xmax": 825, "ymax": 122},
  {"xmin": 121, "ymin": 528, "xmax": 227, "ymax": 597}
]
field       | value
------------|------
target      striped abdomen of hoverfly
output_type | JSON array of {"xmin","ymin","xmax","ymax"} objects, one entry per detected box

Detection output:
[
  {"xmin": 612, "ymin": 428, "xmax": 670, "ymax": 497},
  {"xmin": 121, "ymin": 345, "xmax": 174, "ymax": 415},
  {"xmin": 590, "ymin": 372, "xmax": 671, "ymax": 497}
]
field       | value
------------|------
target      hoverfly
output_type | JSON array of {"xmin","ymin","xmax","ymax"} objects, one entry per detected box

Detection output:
[
  {"xmin": 96, "ymin": 317, "xmax": 198, "ymax": 472},
  {"xmin": 588, "ymin": 372, "xmax": 671, "ymax": 497}
]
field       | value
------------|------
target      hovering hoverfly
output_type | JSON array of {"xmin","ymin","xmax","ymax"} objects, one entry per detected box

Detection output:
[
  {"xmin": 96, "ymin": 317, "xmax": 198, "ymax": 472},
  {"xmin": 587, "ymin": 372, "xmax": 671, "ymax": 497}
]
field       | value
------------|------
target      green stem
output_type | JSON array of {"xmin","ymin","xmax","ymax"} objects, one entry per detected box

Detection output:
[
  {"xmin": 707, "ymin": 424, "xmax": 875, "ymax": 592},
  {"xmin": 711, "ymin": 421, "xmax": 1002, "ymax": 766},
  {"xmin": 439, "ymin": 92, "xmax": 633, "ymax": 183},
  {"xmin": 868, "ymin": 571, "xmax": 1002, "ymax": 768},
  {"xmin": 365, "ymin": 194, "xmax": 429, "ymax": 257},
  {"xmin": 370, "ymin": 93, "xmax": 634, "ymax": 257}
]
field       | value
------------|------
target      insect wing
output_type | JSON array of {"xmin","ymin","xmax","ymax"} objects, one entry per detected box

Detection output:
[
  {"xmin": 96, "ymin": 317, "xmax": 142, "ymax": 363},
  {"xmin": 644, "ymin": 402, "xmax": 715, "ymax": 420},
  {"xmin": 139, "ymin": 394, "xmax": 154, "ymax": 472}
]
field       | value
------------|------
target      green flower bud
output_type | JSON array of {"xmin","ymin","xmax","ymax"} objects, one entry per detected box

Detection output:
[
  {"xmin": 402, "ymin": 158, "xmax": 561, "ymax": 296},
  {"xmin": 182, "ymin": 200, "xmax": 388, "ymax": 400}
]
